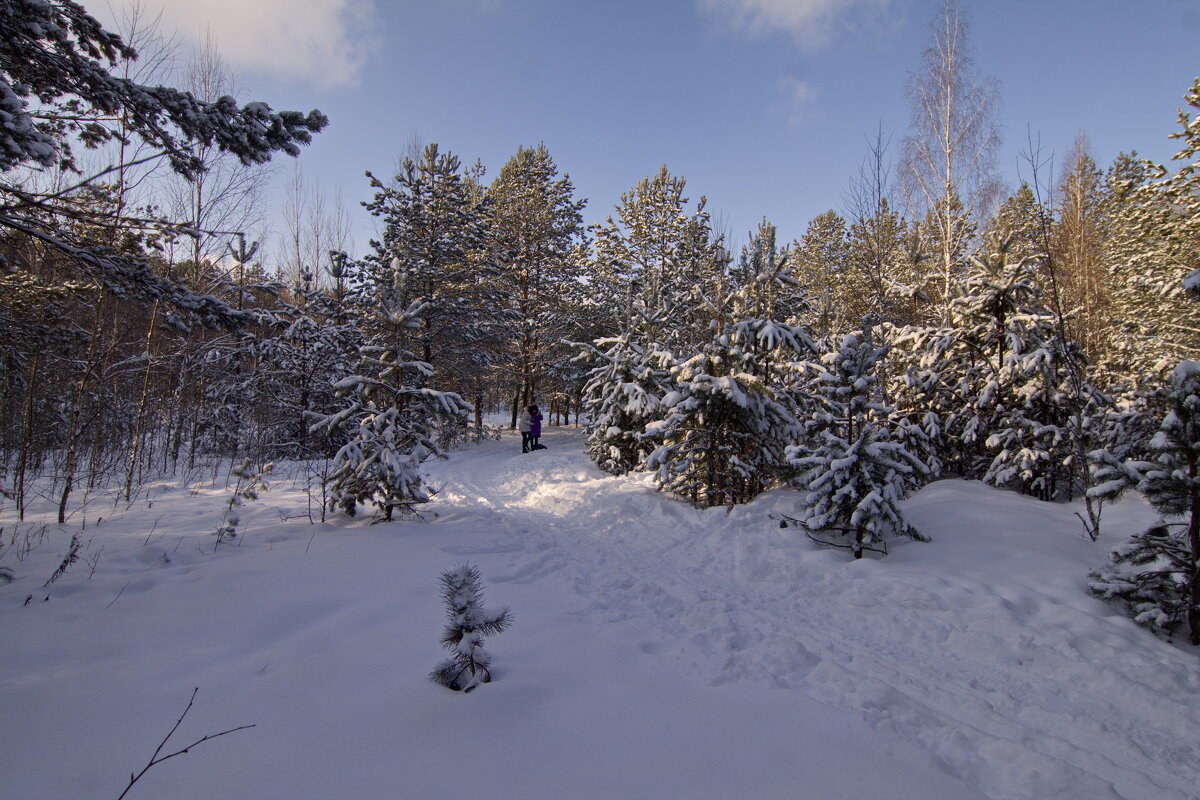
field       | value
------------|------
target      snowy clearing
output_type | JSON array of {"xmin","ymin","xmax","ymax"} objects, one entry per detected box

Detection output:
[{"xmin": 1, "ymin": 427, "xmax": 1195, "ymax": 800}]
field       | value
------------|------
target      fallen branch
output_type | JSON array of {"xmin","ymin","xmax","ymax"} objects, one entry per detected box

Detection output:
[{"xmin": 772, "ymin": 513, "xmax": 889, "ymax": 557}]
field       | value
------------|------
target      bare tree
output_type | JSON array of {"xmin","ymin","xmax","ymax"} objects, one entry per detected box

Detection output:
[
  {"xmin": 163, "ymin": 28, "xmax": 270, "ymax": 273},
  {"xmin": 278, "ymin": 166, "xmax": 354, "ymax": 289},
  {"xmin": 898, "ymin": 0, "xmax": 1002, "ymax": 321}
]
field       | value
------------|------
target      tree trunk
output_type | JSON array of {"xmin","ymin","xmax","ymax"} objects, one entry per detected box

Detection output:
[
  {"xmin": 14, "ymin": 353, "xmax": 39, "ymax": 521},
  {"xmin": 58, "ymin": 292, "xmax": 106, "ymax": 524},
  {"xmin": 1189, "ymin": 485, "xmax": 1200, "ymax": 645}
]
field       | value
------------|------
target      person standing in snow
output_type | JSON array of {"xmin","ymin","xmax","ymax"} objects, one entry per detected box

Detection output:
[
  {"xmin": 518, "ymin": 406, "xmax": 533, "ymax": 453},
  {"xmin": 529, "ymin": 404, "xmax": 543, "ymax": 449}
]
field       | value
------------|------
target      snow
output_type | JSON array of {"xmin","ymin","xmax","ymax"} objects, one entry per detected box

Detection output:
[
  {"xmin": 2, "ymin": 428, "xmax": 1196, "ymax": 799},
  {"xmin": 1182, "ymin": 269, "xmax": 1200, "ymax": 294}
]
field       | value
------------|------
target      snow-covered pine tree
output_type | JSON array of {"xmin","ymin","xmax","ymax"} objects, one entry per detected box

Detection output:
[
  {"xmin": 576, "ymin": 329, "xmax": 673, "ymax": 476},
  {"xmin": 251, "ymin": 266, "xmax": 361, "ymax": 457},
  {"xmin": 890, "ymin": 227, "xmax": 1098, "ymax": 500},
  {"xmin": 591, "ymin": 166, "xmax": 723, "ymax": 352},
  {"xmin": 644, "ymin": 222, "xmax": 814, "ymax": 507},
  {"xmin": 788, "ymin": 319, "xmax": 930, "ymax": 558},
  {"xmin": 431, "ymin": 564, "xmax": 511, "ymax": 692},
  {"xmin": 1102, "ymin": 80, "xmax": 1200, "ymax": 388},
  {"xmin": 577, "ymin": 166, "xmax": 723, "ymax": 475},
  {"xmin": 1089, "ymin": 360, "xmax": 1200, "ymax": 644},
  {"xmin": 958, "ymin": 241, "xmax": 1078, "ymax": 500},
  {"xmin": 312, "ymin": 250, "xmax": 471, "ymax": 521},
  {"xmin": 1, "ymin": 0, "xmax": 326, "ymax": 326}
]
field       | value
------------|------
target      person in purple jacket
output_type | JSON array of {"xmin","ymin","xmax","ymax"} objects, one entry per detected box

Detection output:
[{"xmin": 529, "ymin": 404, "xmax": 543, "ymax": 449}]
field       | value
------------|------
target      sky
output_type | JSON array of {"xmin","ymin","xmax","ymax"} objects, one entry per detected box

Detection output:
[{"xmin": 95, "ymin": 0, "xmax": 1200, "ymax": 260}]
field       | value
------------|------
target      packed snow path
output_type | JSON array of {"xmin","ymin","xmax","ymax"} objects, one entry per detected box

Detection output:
[{"xmin": 426, "ymin": 428, "xmax": 1200, "ymax": 800}]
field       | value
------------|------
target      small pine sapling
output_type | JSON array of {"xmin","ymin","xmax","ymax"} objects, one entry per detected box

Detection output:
[
  {"xmin": 215, "ymin": 460, "xmax": 273, "ymax": 549},
  {"xmin": 43, "ymin": 533, "xmax": 81, "ymax": 587},
  {"xmin": 431, "ymin": 564, "xmax": 511, "ymax": 692}
]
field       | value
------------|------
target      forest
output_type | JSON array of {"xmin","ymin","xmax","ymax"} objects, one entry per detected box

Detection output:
[{"xmin": 3, "ymin": 0, "xmax": 1200, "ymax": 645}]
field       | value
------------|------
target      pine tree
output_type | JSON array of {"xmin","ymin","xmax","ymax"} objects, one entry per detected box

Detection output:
[
  {"xmin": 362, "ymin": 144, "xmax": 499, "ymax": 408},
  {"xmin": 489, "ymin": 144, "xmax": 587, "ymax": 421},
  {"xmin": 1089, "ymin": 360, "xmax": 1200, "ymax": 644},
  {"xmin": 578, "ymin": 166, "xmax": 725, "ymax": 475},
  {"xmin": 1103, "ymin": 81, "xmax": 1200, "ymax": 387},
  {"xmin": 591, "ymin": 166, "xmax": 724, "ymax": 352},
  {"xmin": 791, "ymin": 210, "xmax": 854, "ymax": 337},
  {"xmin": 0, "ymin": 0, "xmax": 326, "ymax": 324},
  {"xmin": 252, "ymin": 266, "xmax": 361, "ymax": 457},
  {"xmin": 982, "ymin": 184, "xmax": 1051, "ymax": 274},
  {"xmin": 787, "ymin": 319, "xmax": 930, "ymax": 558},
  {"xmin": 644, "ymin": 223, "xmax": 814, "ymax": 507},
  {"xmin": 313, "ymin": 251, "xmax": 471, "ymax": 521},
  {"xmin": 431, "ymin": 564, "xmax": 511, "ymax": 692},
  {"xmin": 845, "ymin": 198, "xmax": 927, "ymax": 327},
  {"xmin": 576, "ymin": 329, "xmax": 673, "ymax": 476},
  {"xmin": 1052, "ymin": 136, "xmax": 1111, "ymax": 365}
]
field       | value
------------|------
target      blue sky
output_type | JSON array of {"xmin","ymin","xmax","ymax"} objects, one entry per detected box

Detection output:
[{"xmin": 100, "ymin": 0, "xmax": 1200, "ymax": 257}]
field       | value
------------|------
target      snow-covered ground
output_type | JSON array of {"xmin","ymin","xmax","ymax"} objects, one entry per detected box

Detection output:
[{"xmin": 2, "ymin": 427, "xmax": 1196, "ymax": 800}]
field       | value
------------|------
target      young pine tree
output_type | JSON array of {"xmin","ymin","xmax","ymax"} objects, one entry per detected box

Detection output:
[
  {"xmin": 644, "ymin": 224, "xmax": 814, "ymax": 507},
  {"xmin": 312, "ymin": 255, "xmax": 471, "ymax": 521},
  {"xmin": 431, "ymin": 564, "xmax": 511, "ymax": 692},
  {"xmin": 788, "ymin": 320, "xmax": 930, "ymax": 558},
  {"xmin": 1089, "ymin": 360, "xmax": 1200, "ymax": 644}
]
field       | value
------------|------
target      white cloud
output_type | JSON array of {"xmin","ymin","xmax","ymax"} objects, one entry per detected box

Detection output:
[
  {"xmin": 107, "ymin": 0, "xmax": 381, "ymax": 88},
  {"xmin": 779, "ymin": 75, "xmax": 818, "ymax": 125},
  {"xmin": 700, "ymin": 0, "xmax": 896, "ymax": 49}
]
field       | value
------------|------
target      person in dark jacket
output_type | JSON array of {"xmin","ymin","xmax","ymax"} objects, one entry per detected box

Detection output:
[{"xmin": 529, "ymin": 404, "xmax": 543, "ymax": 449}]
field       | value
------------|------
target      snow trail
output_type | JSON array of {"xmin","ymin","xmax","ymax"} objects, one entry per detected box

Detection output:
[{"xmin": 428, "ymin": 427, "xmax": 1200, "ymax": 800}]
